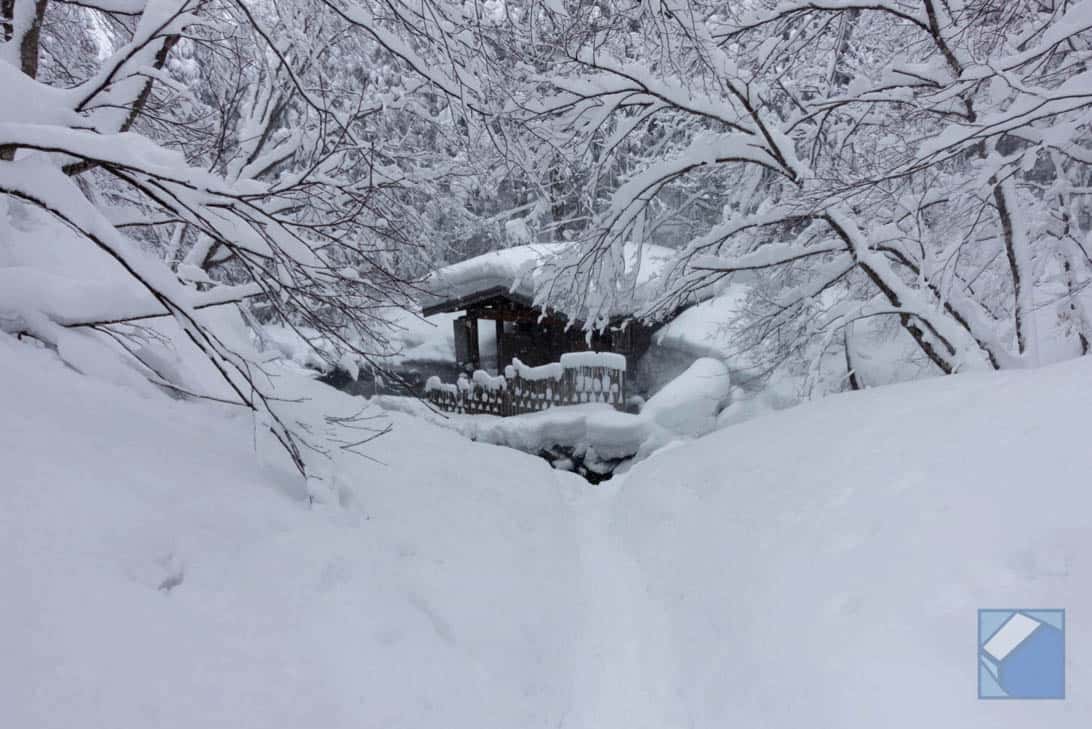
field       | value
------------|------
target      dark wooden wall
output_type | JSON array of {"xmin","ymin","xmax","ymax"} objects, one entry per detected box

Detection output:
[{"xmin": 450, "ymin": 294, "xmax": 655, "ymax": 373}]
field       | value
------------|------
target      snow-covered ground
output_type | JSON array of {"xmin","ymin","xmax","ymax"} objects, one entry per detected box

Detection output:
[
  {"xmin": 610, "ymin": 359, "xmax": 1092, "ymax": 727},
  {"xmin": 5, "ymin": 326, "xmax": 1092, "ymax": 727},
  {"xmin": 1, "ymin": 331, "xmax": 584, "ymax": 729}
]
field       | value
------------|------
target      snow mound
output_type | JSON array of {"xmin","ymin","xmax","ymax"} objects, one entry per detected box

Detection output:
[
  {"xmin": 465, "ymin": 404, "xmax": 656, "ymax": 462},
  {"xmin": 652, "ymin": 288, "xmax": 746, "ymax": 359},
  {"xmin": 640, "ymin": 357, "xmax": 730, "ymax": 437}
]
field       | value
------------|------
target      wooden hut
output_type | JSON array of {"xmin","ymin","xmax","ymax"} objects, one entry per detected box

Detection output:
[{"xmin": 419, "ymin": 244, "xmax": 671, "ymax": 373}]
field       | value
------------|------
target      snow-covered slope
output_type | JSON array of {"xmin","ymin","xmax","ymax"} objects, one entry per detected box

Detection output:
[
  {"xmin": 0, "ymin": 332, "xmax": 584, "ymax": 729},
  {"xmin": 611, "ymin": 359, "xmax": 1092, "ymax": 728},
  {"xmin": 6, "ymin": 324, "xmax": 1092, "ymax": 728}
]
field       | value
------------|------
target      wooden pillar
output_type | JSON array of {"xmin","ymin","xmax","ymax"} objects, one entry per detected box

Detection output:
[
  {"xmin": 466, "ymin": 316, "xmax": 480, "ymax": 371},
  {"xmin": 453, "ymin": 315, "xmax": 469, "ymax": 368},
  {"xmin": 495, "ymin": 319, "xmax": 505, "ymax": 372}
]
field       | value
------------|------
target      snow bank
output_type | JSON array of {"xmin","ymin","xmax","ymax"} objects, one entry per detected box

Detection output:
[
  {"xmin": 631, "ymin": 288, "xmax": 744, "ymax": 399},
  {"xmin": 640, "ymin": 357, "xmax": 730, "ymax": 437},
  {"xmin": 0, "ymin": 331, "xmax": 585, "ymax": 729},
  {"xmin": 611, "ymin": 358, "xmax": 1092, "ymax": 728},
  {"xmin": 465, "ymin": 404, "xmax": 656, "ymax": 462},
  {"xmin": 651, "ymin": 288, "xmax": 746, "ymax": 359}
]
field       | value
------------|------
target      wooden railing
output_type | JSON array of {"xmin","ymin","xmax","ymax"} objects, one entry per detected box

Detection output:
[{"xmin": 425, "ymin": 353, "xmax": 626, "ymax": 416}]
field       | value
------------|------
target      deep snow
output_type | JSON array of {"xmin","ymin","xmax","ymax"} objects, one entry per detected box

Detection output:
[
  {"xmin": 5, "ymin": 328, "xmax": 1092, "ymax": 728},
  {"xmin": 612, "ymin": 360, "xmax": 1092, "ymax": 727},
  {"xmin": 1, "ymin": 332, "xmax": 585, "ymax": 729}
]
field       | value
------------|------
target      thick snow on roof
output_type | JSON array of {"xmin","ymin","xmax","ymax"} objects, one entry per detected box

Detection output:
[
  {"xmin": 420, "ymin": 242, "xmax": 679, "ymax": 318},
  {"xmin": 420, "ymin": 244, "xmax": 566, "ymax": 313}
]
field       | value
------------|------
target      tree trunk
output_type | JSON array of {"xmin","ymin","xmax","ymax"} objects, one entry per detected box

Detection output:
[
  {"xmin": 994, "ymin": 179, "xmax": 1036, "ymax": 361},
  {"xmin": 0, "ymin": 0, "xmax": 48, "ymax": 160},
  {"xmin": 844, "ymin": 326, "xmax": 863, "ymax": 391}
]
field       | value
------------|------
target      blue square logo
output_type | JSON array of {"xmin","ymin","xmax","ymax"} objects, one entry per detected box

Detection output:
[{"xmin": 979, "ymin": 609, "xmax": 1065, "ymax": 699}]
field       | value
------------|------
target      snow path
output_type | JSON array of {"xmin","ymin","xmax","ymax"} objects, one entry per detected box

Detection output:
[{"xmin": 560, "ymin": 470, "xmax": 683, "ymax": 729}]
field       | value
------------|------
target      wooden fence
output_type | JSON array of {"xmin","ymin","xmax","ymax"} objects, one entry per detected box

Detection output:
[{"xmin": 424, "ymin": 353, "xmax": 626, "ymax": 416}]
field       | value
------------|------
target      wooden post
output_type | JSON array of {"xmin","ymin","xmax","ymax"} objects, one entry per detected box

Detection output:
[
  {"xmin": 466, "ymin": 316, "xmax": 480, "ymax": 371},
  {"xmin": 495, "ymin": 319, "xmax": 505, "ymax": 373},
  {"xmin": 453, "ymin": 316, "xmax": 469, "ymax": 369}
]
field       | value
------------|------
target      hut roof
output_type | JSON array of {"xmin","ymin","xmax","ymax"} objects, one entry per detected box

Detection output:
[{"xmin": 419, "ymin": 242, "xmax": 679, "ymax": 318}]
